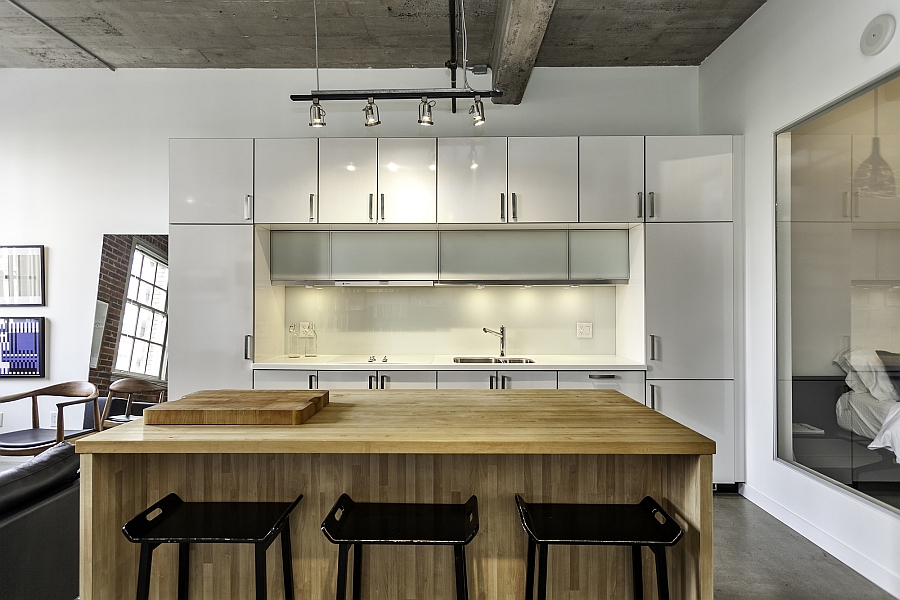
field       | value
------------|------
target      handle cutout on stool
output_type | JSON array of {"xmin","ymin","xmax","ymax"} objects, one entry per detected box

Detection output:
[
  {"xmin": 653, "ymin": 510, "xmax": 666, "ymax": 525},
  {"xmin": 335, "ymin": 507, "xmax": 344, "ymax": 521},
  {"xmin": 146, "ymin": 508, "xmax": 163, "ymax": 521}
]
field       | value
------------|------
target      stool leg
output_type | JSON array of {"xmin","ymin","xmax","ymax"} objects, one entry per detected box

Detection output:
[
  {"xmin": 524, "ymin": 537, "xmax": 536, "ymax": 600},
  {"xmin": 352, "ymin": 544, "xmax": 363, "ymax": 600},
  {"xmin": 335, "ymin": 543, "xmax": 350, "ymax": 600},
  {"xmin": 631, "ymin": 545, "xmax": 644, "ymax": 600},
  {"xmin": 453, "ymin": 544, "xmax": 469, "ymax": 600},
  {"xmin": 255, "ymin": 543, "xmax": 267, "ymax": 600},
  {"xmin": 135, "ymin": 543, "xmax": 157, "ymax": 600},
  {"xmin": 177, "ymin": 543, "xmax": 190, "ymax": 600},
  {"xmin": 536, "ymin": 544, "xmax": 549, "ymax": 600},
  {"xmin": 281, "ymin": 525, "xmax": 295, "ymax": 600},
  {"xmin": 651, "ymin": 547, "xmax": 670, "ymax": 600}
]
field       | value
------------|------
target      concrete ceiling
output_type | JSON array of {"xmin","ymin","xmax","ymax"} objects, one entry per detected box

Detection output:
[{"xmin": 0, "ymin": 0, "xmax": 765, "ymax": 101}]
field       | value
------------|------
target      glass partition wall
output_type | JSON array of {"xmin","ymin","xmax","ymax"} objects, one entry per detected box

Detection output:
[{"xmin": 777, "ymin": 73, "xmax": 900, "ymax": 510}]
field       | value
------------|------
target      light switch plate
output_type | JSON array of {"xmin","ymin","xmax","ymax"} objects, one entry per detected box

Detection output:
[
  {"xmin": 576, "ymin": 322, "xmax": 593, "ymax": 338},
  {"xmin": 50, "ymin": 412, "xmax": 57, "ymax": 427}
]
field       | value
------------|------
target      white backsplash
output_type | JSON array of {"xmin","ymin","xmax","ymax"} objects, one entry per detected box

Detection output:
[
  {"xmin": 282, "ymin": 285, "xmax": 617, "ymax": 356},
  {"xmin": 852, "ymin": 285, "xmax": 900, "ymax": 352}
]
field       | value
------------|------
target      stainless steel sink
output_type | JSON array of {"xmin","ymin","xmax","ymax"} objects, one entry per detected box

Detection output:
[{"xmin": 453, "ymin": 357, "xmax": 535, "ymax": 364}]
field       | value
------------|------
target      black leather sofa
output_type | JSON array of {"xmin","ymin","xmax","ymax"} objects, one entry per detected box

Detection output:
[{"xmin": 0, "ymin": 442, "xmax": 80, "ymax": 600}]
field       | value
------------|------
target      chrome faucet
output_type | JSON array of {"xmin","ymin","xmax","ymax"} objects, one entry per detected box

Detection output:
[{"xmin": 483, "ymin": 325, "xmax": 506, "ymax": 357}]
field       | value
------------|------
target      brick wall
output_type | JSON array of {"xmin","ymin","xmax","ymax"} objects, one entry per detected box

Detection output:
[{"xmin": 88, "ymin": 234, "xmax": 168, "ymax": 400}]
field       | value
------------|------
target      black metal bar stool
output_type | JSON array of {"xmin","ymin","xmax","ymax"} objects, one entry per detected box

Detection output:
[
  {"xmin": 321, "ymin": 493, "xmax": 479, "ymax": 600},
  {"xmin": 122, "ymin": 492, "xmax": 302, "ymax": 600},
  {"xmin": 515, "ymin": 495, "xmax": 683, "ymax": 600}
]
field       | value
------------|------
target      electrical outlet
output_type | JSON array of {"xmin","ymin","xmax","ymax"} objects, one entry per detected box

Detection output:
[
  {"xmin": 576, "ymin": 322, "xmax": 593, "ymax": 339},
  {"xmin": 50, "ymin": 412, "xmax": 58, "ymax": 427}
]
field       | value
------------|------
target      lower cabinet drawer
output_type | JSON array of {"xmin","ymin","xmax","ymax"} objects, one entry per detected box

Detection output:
[
  {"xmin": 556, "ymin": 370, "xmax": 646, "ymax": 404},
  {"xmin": 253, "ymin": 369, "xmax": 317, "ymax": 390}
]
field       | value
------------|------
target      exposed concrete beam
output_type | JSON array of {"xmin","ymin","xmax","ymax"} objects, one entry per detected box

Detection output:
[{"xmin": 489, "ymin": 0, "xmax": 557, "ymax": 105}]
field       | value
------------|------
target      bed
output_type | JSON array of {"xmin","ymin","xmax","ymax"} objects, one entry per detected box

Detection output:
[{"xmin": 834, "ymin": 349, "xmax": 900, "ymax": 461}]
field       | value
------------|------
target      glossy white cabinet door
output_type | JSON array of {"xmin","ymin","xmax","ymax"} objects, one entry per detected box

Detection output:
[
  {"xmin": 497, "ymin": 370, "xmax": 558, "ymax": 389},
  {"xmin": 254, "ymin": 139, "xmax": 318, "ymax": 223},
  {"xmin": 170, "ymin": 139, "xmax": 254, "ymax": 224},
  {"xmin": 579, "ymin": 136, "xmax": 645, "ymax": 222},
  {"xmin": 437, "ymin": 371, "xmax": 496, "ymax": 389},
  {"xmin": 319, "ymin": 138, "xmax": 378, "ymax": 223},
  {"xmin": 645, "ymin": 136, "xmax": 733, "ymax": 222},
  {"xmin": 253, "ymin": 369, "xmax": 317, "ymax": 390},
  {"xmin": 648, "ymin": 379, "xmax": 736, "ymax": 483},
  {"xmin": 377, "ymin": 371, "xmax": 438, "ymax": 389},
  {"xmin": 378, "ymin": 138, "xmax": 436, "ymax": 223},
  {"xmin": 556, "ymin": 370, "xmax": 646, "ymax": 404},
  {"xmin": 788, "ymin": 134, "xmax": 851, "ymax": 222},
  {"xmin": 168, "ymin": 225, "xmax": 253, "ymax": 401},
  {"xmin": 317, "ymin": 370, "xmax": 376, "ymax": 389},
  {"xmin": 646, "ymin": 223, "xmax": 734, "ymax": 379},
  {"xmin": 852, "ymin": 134, "xmax": 900, "ymax": 222},
  {"xmin": 507, "ymin": 137, "xmax": 578, "ymax": 223},
  {"xmin": 437, "ymin": 137, "xmax": 508, "ymax": 223}
]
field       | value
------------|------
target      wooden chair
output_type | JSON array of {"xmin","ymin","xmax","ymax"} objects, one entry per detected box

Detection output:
[
  {"xmin": 0, "ymin": 382, "xmax": 100, "ymax": 456},
  {"xmin": 99, "ymin": 378, "xmax": 167, "ymax": 431}
]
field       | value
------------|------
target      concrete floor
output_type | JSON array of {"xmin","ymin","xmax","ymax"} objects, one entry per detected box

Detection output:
[{"xmin": 715, "ymin": 494, "xmax": 897, "ymax": 600}]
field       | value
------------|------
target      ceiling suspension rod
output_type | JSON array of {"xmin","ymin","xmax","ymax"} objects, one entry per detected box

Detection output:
[
  {"xmin": 446, "ymin": 0, "xmax": 458, "ymax": 114},
  {"xmin": 5, "ymin": 0, "xmax": 115, "ymax": 71},
  {"xmin": 290, "ymin": 88, "xmax": 501, "ymax": 102}
]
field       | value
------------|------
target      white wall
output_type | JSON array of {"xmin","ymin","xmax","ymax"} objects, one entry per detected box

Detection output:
[
  {"xmin": 0, "ymin": 65, "xmax": 698, "ymax": 431},
  {"xmin": 699, "ymin": 1, "xmax": 900, "ymax": 595}
]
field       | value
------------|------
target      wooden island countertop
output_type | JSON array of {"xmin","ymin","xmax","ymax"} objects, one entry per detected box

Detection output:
[{"xmin": 75, "ymin": 389, "xmax": 715, "ymax": 455}]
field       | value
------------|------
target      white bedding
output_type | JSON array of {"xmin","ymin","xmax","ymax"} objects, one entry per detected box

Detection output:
[
  {"xmin": 869, "ymin": 403, "xmax": 900, "ymax": 461},
  {"xmin": 835, "ymin": 391, "xmax": 896, "ymax": 439}
]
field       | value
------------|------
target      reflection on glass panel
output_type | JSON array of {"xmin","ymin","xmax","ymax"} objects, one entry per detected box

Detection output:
[
  {"xmin": 115, "ymin": 336, "xmax": 134, "ymax": 372},
  {"xmin": 136, "ymin": 307, "xmax": 153, "ymax": 340},
  {"xmin": 777, "ymin": 73, "xmax": 900, "ymax": 513},
  {"xmin": 121, "ymin": 303, "xmax": 138, "ymax": 337},
  {"xmin": 130, "ymin": 339, "xmax": 149, "ymax": 374},
  {"xmin": 131, "ymin": 252, "xmax": 143, "ymax": 277},
  {"xmin": 126, "ymin": 276, "xmax": 139, "ymax": 301},
  {"xmin": 155, "ymin": 265, "xmax": 169, "ymax": 290},
  {"xmin": 151, "ymin": 288, "xmax": 167, "ymax": 311},
  {"xmin": 146, "ymin": 343, "xmax": 163, "ymax": 377},
  {"xmin": 150, "ymin": 313, "xmax": 167, "ymax": 344},
  {"xmin": 137, "ymin": 281, "xmax": 153, "ymax": 306},
  {"xmin": 141, "ymin": 256, "xmax": 157, "ymax": 284}
]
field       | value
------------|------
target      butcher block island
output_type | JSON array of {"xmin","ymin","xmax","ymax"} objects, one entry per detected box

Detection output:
[{"xmin": 77, "ymin": 390, "xmax": 715, "ymax": 600}]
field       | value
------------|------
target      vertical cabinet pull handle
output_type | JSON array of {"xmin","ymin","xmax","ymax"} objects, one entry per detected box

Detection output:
[
  {"xmin": 380, "ymin": 194, "xmax": 385, "ymax": 221},
  {"xmin": 309, "ymin": 374, "xmax": 318, "ymax": 389},
  {"xmin": 380, "ymin": 375, "xmax": 387, "ymax": 389},
  {"xmin": 853, "ymin": 191, "xmax": 861, "ymax": 218},
  {"xmin": 368, "ymin": 375, "xmax": 376, "ymax": 389},
  {"xmin": 309, "ymin": 194, "xmax": 315, "ymax": 222},
  {"xmin": 637, "ymin": 192, "xmax": 644, "ymax": 218},
  {"xmin": 369, "ymin": 194, "xmax": 374, "ymax": 221},
  {"xmin": 511, "ymin": 193, "xmax": 518, "ymax": 221},
  {"xmin": 244, "ymin": 195, "xmax": 253, "ymax": 221},
  {"xmin": 648, "ymin": 192, "xmax": 655, "ymax": 218},
  {"xmin": 648, "ymin": 334, "xmax": 658, "ymax": 361},
  {"xmin": 501, "ymin": 376, "xmax": 511, "ymax": 389},
  {"xmin": 489, "ymin": 375, "xmax": 497, "ymax": 389},
  {"xmin": 243, "ymin": 335, "xmax": 253, "ymax": 360},
  {"xmin": 842, "ymin": 192, "xmax": 850, "ymax": 218},
  {"xmin": 500, "ymin": 193, "xmax": 506, "ymax": 221},
  {"xmin": 649, "ymin": 384, "xmax": 657, "ymax": 410}
]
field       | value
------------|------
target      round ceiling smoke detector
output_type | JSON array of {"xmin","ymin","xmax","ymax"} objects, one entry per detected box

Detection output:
[{"xmin": 861, "ymin": 14, "xmax": 896, "ymax": 56}]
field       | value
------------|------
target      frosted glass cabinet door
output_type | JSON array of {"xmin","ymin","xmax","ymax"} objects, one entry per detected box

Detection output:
[
  {"xmin": 579, "ymin": 136, "xmax": 645, "ymax": 222},
  {"xmin": 168, "ymin": 225, "xmax": 254, "ymax": 401},
  {"xmin": 507, "ymin": 137, "xmax": 578, "ymax": 222},
  {"xmin": 648, "ymin": 379, "xmax": 736, "ymax": 483},
  {"xmin": 439, "ymin": 230, "xmax": 568, "ymax": 281},
  {"xmin": 319, "ymin": 138, "xmax": 378, "ymax": 223},
  {"xmin": 378, "ymin": 138, "xmax": 436, "ymax": 223},
  {"xmin": 331, "ymin": 231, "xmax": 438, "ymax": 281},
  {"xmin": 254, "ymin": 139, "xmax": 319, "ymax": 223},
  {"xmin": 170, "ymin": 139, "xmax": 254, "ymax": 224},
  {"xmin": 645, "ymin": 222, "xmax": 734, "ymax": 379},
  {"xmin": 645, "ymin": 136, "xmax": 733, "ymax": 222},
  {"xmin": 437, "ymin": 137, "xmax": 508, "ymax": 223}
]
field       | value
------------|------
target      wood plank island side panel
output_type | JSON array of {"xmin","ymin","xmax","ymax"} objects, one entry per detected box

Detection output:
[{"xmin": 82, "ymin": 453, "xmax": 711, "ymax": 600}]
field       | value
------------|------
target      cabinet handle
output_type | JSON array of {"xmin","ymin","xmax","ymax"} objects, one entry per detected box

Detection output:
[
  {"xmin": 309, "ymin": 374, "xmax": 318, "ymax": 389},
  {"xmin": 369, "ymin": 194, "xmax": 374, "ymax": 221},
  {"xmin": 853, "ymin": 191, "xmax": 861, "ymax": 218},
  {"xmin": 589, "ymin": 374, "xmax": 616, "ymax": 379},
  {"xmin": 843, "ymin": 192, "xmax": 850, "ymax": 218},
  {"xmin": 380, "ymin": 194, "xmax": 385, "ymax": 221},
  {"xmin": 637, "ymin": 192, "xmax": 643, "ymax": 219},
  {"xmin": 380, "ymin": 375, "xmax": 387, "ymax": 389},
  {"xmin": 511, "ymin": 193, "xmax": 518, "ymax": 221},
  {"xmin": 501, "ymin": 375, "xmax": 511, "ymax": 389},
  {"xmin": 309, "ymin": 194, "xmax": 315, "ymax": 222},
  {"xmin": 368, "ymin": 375, "xmax": 376, "ymax": 390},
  {"xmin": 243, "ymin": 335, "xmax": 253, "ymax": 360},
  {"xmin": 648, "ymin": 192, "xmax": 655, "ymax": 218},
  {"xmin": 649, "ymin": 384, "xmax": 657, "ymax": 410},
  {"xmin": 648, "ymin": 334, "xmax": 658, "ymax": 361},
  {"xmin": 500, "ymin": 193, "xmax": 506, "ymax": 221},
  {"xmin": 490, "ymin": 375, "xmax": 497, "ymax": 389},
  {"xmin": 244, "ymin": 195, "xmax": 253, "ymax": 221}
]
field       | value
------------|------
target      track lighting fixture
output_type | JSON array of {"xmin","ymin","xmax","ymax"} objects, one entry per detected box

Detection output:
[
  {"xmin": 363, "ymin": 97, "xmax": 380, "ymax": 127},
  {"xmin": 309, "ymin": 99, "xmax": 326, "ymax": 128},
  {"xmin": 418, "ymin": 97, "xmax": 436, "ymax": 126},
  {"xmin": 469, "ymin": 95, "xmax": 485, "ymax": 126}
]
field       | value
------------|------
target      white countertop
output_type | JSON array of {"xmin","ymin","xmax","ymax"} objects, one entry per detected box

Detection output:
[{"xmin": 253, "ymin": 354, "xmax": 646, "ymax": 371}]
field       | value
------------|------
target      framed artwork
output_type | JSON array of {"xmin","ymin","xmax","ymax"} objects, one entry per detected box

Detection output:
[
  {"xmin": 0, "ymin": 245, "xmax": 45, "ymax": 306},
  {"xmin": 0, "ymin": 316, "xmax": 46, "ymax": 377}
]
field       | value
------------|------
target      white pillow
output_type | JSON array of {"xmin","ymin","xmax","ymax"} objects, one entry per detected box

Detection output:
[
  {"xmin": 834, "ymin": 349, "xmax": 873, "ymax": 394},
  {"xmin": 844, "ymin": 349, "xmax": 900, "ymax": 402}
]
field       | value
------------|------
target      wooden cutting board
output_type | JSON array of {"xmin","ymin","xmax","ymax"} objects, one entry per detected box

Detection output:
[{"xmin": 143, "ymin": 389, "xmax": 329, "ymax": 425}]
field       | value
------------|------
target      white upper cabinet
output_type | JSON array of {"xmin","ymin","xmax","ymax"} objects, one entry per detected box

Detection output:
[
  {"xmin": 377, "ymin": 138, "xmax": 436, "ymax": 223},
  {"xmin": 579, "ymin": 136, "xmax": 645, "ymax": 222},
  {"xmin": 645, "ymin": 136, "xmax": 733, "ymax": 222},
  {"xmin": 169, "ymin": 139, "xmax": 254, "ymax": 224},
  {"xmin": 318, "ymin": 138, "xmax": 378, "ymax": 223},
  {"xmin": 788, "ymin": 134, "xmax": 851, "ymax": 222},
  {"xmin": 437, "ymin": 137, "xmax": 508, "ymax": 223},
  {"xmin": 507, "ymin": 137, "xmax": 578, "ymax": 223},
  {"xmin": 254, "ymin": 139, "xmax": 319, "ymax": 224}
]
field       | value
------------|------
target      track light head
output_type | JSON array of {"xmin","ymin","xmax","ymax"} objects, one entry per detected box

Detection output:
[
  {"xmin": 309, "ymin": 99, "xmax": 326, "ymax": 128},
  {"xmin": 363, "ymin": 97, "xmax": 381, "ymax": 127},
  {"xmin": 469, "ymin": 95, "xmax": 485, "ymax": 126},
  {"xmin": 418, "ymin": 96, "xmax": 435, "ymax": 126}
]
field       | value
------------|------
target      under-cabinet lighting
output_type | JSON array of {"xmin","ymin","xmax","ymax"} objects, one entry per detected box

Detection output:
[{"xmin": 346, "ymin": 164, "xmax": 356, "ymax": 171}]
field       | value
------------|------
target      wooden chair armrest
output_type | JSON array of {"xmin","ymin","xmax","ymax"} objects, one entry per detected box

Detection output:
[
  {"xmin": 56, "ymin": 395, "xmax": 101, "ymax": 441},
  {"xmin": 0, "ymin": 390, "xmax": 36, "ymax": 404}
]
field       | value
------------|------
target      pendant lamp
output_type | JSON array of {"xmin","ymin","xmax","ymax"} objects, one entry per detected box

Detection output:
[{"xmin": 853, "ymin": 90, "xmax": 896, "ymax": 198}]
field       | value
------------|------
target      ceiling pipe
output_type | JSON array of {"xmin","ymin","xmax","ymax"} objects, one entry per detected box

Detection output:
[{"xmin": 446, "ymin": 0, "xmax": 458, "ymax": 114}]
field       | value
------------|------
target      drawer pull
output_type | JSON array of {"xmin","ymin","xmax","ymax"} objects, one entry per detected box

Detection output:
[{"xmin": 588, "ymin": 374, "xmax": 617, "ymax": 379}]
